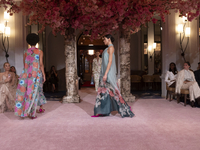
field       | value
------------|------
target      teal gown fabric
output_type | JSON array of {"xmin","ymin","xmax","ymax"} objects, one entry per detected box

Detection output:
[{"xmin": 94, "ymin": 44, "xmax": 134, "ymax": 118}]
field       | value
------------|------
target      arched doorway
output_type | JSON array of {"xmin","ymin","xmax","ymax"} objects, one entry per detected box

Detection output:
[{"xmin": 77, "ymin": 34, "xmax": 106, "ymax": 88}]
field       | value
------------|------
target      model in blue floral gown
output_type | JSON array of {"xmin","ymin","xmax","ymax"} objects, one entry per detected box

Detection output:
[{"xmin": 93, "ymin": 34, "xmax": 134, "ymax": 118}]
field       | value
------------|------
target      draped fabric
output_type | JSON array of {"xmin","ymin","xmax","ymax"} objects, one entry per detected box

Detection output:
[
  {"xmin": 94, "ymin": 44, "xmax": 134, "ymax": 118},
  {"xmin": 15, "ymin": 47, "xmax": 46, "ymax": 117}
]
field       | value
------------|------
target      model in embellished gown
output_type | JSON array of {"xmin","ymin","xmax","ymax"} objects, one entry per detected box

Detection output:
[
  {"xmin": 92, "ymin": 34, "xmax": 134, "ymax": 118},
  {"xmin": 0, "ymin": 62, "xmax": 17, "ymax": 113}
]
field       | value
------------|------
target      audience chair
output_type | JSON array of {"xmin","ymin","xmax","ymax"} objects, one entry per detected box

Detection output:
[
  {"xmin": 142, "ymin": 75, "xmax": 154, "ymax": 90},
  {"xmin": 166, "ymin": 83, "xmax": 175, "ymax": 101},
  {"xmin": 131, "ymin": 75, "xmax": 142, "ymax": 90},
  {"xmin": 153, "ymin": 75, "xmax": 161, "ymax": 90},
  {"xmin": 177, "ymin": 89, "xmax": 190, "ymax": 106}
]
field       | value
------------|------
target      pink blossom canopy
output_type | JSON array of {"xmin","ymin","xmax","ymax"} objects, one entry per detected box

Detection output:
[{"xmin": 1, "ymin": 0, "xmax": 200, "ymax": 39}]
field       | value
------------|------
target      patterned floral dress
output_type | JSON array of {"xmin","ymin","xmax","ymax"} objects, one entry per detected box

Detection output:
[
  {"xmin": 15, "ymin": 47, "xmax": 47, "ymax": 117},
  {"xmin": 94, "ymin": 44, "xmax": 134, "ymax": 118},
  {"xmin": 92, "ymin": 57, "xmax": 102, "ymax": 91}
]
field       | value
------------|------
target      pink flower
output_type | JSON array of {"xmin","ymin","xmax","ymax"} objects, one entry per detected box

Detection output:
[
  {"xmin": 25, "ymin": 79, "xmax": 28, "ymax": 84},
  {"xmin": 26, "ymin": 55, "xmax": 34, "ymax": 63},
  {"xmin": 109, "ymin": 90, "xmax": 114, "ymax": 97},
  {"xmin": 152, "ymin": 18, "xmax": 158, "ymax": 24},
  {"xmin": 27, "ymin": 66, "xmax": 33, "ymax": 73},
  {"xmin": 119, "ymin": 96, "xmax": 125, "ymax": 104},
  {"xmin": 28, "ymin": 80, "xmax": 33, "ymax": 86},
  {"xmin": 97, "ymin": 87, "xmax": 101, "ymax": 95},
  {"xmin": 102, "ymin": 87, "xmax": 107, "ymax": 94},
  {"xmin": 28, "ymin": 73, "xmax": 32, "ymax": 78},
  {"xmin": 115, "ymin": 89, "xmax": 120, "ymax": 96},
  {"xmin": 25, "ymin": 102, "xmax": 30, "ymax": 110},
  {"xmin": 27, "ymin": 87, "xmax": 32, "ymax": 95},
  {"xmin": 15, "ymin": 107, "xmax": 18, "ymax": 112}
]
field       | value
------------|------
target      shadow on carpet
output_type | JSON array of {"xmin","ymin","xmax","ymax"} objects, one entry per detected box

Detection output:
[
  {"xmin": 132, "ymin": 90, "xmax": 162, "ymax": 99},
  {"xmin": 81, "ymin": 81, "xmax": 95, "ymax": 87}
]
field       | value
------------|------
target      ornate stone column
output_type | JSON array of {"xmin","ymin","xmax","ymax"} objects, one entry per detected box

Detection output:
[
  {"xmin": 62, "ymin": 29, "xmax": 80, "ymax": 103},
  {"xmin": 119, "ymin": 35, "xmax": 135, "ymax": 102}
]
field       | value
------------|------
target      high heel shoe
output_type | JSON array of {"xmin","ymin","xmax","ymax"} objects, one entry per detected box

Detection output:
[
  {"xmin": 36, "ymin": 108, "xmax": 45, "ymax": 113},
  {"xmin": 91, "ymin": 114, "xmax": 100, "ymax": 117},
  {"xmin": 32, "ymin": 116, "xmax": 37, "ymax": 120},
  {"xmin": 31, "ymin": 116, "xmax": 37, "ymax": 119},
  {"xmin": 130, "ymin": 106, "xmax": 132, "ymax": 111},
  {"xmin": 91, "ymin": 114, "xmax": 106, "ymax": 117},
  {"xmin": 28, "ymin": 115, "xmax": 37, "ymax": 119},
  {"xmin": 39, "ymin": 108, "xmax": 45, "ymax": 113}
]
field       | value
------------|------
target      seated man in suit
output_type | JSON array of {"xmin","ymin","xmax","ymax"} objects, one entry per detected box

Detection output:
[{"xmin": 194, "ymin": 62, "xmax": 200, "ymax": 87}]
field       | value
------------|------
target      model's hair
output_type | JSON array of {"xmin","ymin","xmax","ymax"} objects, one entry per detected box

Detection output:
[
  {"xmin": 3, "ymin": 62, "xmax": 9, "ymax": 67},
  {"xmin": 104, "ymin": 34, "xmax": 115, "ymax": 43},
  {"xmin": 169, "ymin": 62, "xmax": 178, "ymax": 74},
  {"xmin": 26, "ymin": 33, "xmax": 39, "ymax": 46},
  {"xmin": 185, "ymin": 61, "xmax": 191, "ymax": 67}
]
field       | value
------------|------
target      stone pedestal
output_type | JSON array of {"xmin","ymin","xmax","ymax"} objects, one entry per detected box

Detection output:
[
  {"xmin": 119, "ymin": 37, "xmax": 135, "ymax": 102},
  {"xmin": 62, "ymin": 30, "xmax": 80, "ymax": 103}
]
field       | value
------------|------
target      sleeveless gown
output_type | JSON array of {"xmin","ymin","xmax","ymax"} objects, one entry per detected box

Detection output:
[
  {"xmin": 94, "ymin": 44, "xmax": 134, "ymax": 118},
  {"xmin": 15, "ymin": 47, "xmax": 47, "ymax": 117}
]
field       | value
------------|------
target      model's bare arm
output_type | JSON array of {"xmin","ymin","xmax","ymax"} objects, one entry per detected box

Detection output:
[
  {"xmin": 39, "ymin": 50, "xmax": 46, "ymax": 83},
  {"xmin": 103, "ymin": 46, "xmax": 114, "ymax": 82}
]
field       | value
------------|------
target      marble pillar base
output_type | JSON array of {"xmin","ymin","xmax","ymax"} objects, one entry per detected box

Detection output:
[
  {"xmin": 62, "ymin": 95, "xmax": 80, "ymax": 103},
  {"xmin": 123, "ymin": 94, "xmax": 135, "ymax": 102}
]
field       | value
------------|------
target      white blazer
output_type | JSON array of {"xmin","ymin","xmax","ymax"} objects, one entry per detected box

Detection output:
[
  {"xmin": 165, "ymin": 71, "xmax": 177, "ymax": 86},
  {"xmin": 175, "ymin": 69, "xmax": 196, "ymax": 94}
]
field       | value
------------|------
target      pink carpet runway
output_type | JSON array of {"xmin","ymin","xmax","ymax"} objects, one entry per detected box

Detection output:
[{"xmin": 1, "ymin": 88, "xmax": 200, "ymax": 150}]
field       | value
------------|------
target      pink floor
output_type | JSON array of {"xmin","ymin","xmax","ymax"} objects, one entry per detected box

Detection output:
[{"xmin": 1, "ymin": 88, "xmax": 200, "ymax": 150}]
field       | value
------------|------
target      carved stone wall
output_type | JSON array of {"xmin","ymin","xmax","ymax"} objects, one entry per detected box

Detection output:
[
  {"xmin": 62, "ymin": 30, "xmax": 80, "ymax": 103},
  {"xmin": 119, "ymin": 37, "xmax": 135, "ymax": 102}
]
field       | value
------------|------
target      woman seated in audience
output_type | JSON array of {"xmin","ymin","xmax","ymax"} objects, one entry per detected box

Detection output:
[
  {"xmin": 176, "ymin": 62, "xmax": 200, "ymax": 107},
  {"xmin": 0, "ymin": 62, "xmax": 17, "ymax": 113},
  {"xmin": 49, "ymin": 66, "xmax": 58, "ymax": 92},
  {"xmin": 10, "ymin": 66, "xmax": 19, "ymax": 87},
  {"xmin": 165, "ymin": 62, "xmax": 178, "ymax": 87}
]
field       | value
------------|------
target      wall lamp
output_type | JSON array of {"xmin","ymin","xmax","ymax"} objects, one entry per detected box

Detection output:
[
  {"xmin": 148, "ymin": 43, "xmax": 156, "ymax": 61},
  {"xmin": 0, "ymin": 11, "xmax": 11, "ymax": 62},
  {"xmin": 177, "ymin": 15, "xmax": 190, "ymax": 62}
]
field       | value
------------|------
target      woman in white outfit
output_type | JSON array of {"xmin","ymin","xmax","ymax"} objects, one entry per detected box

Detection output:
[
  {"xmin": 165, "ymin": 62, "xmax": 178, "ymax": 88},
  {"xmin": 176, "ymin": 62, "xmax": 200, "ymax": 107},
  {"xmin": 92, "ymin": 51, "xmax": 102, "ymax": 91}
]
